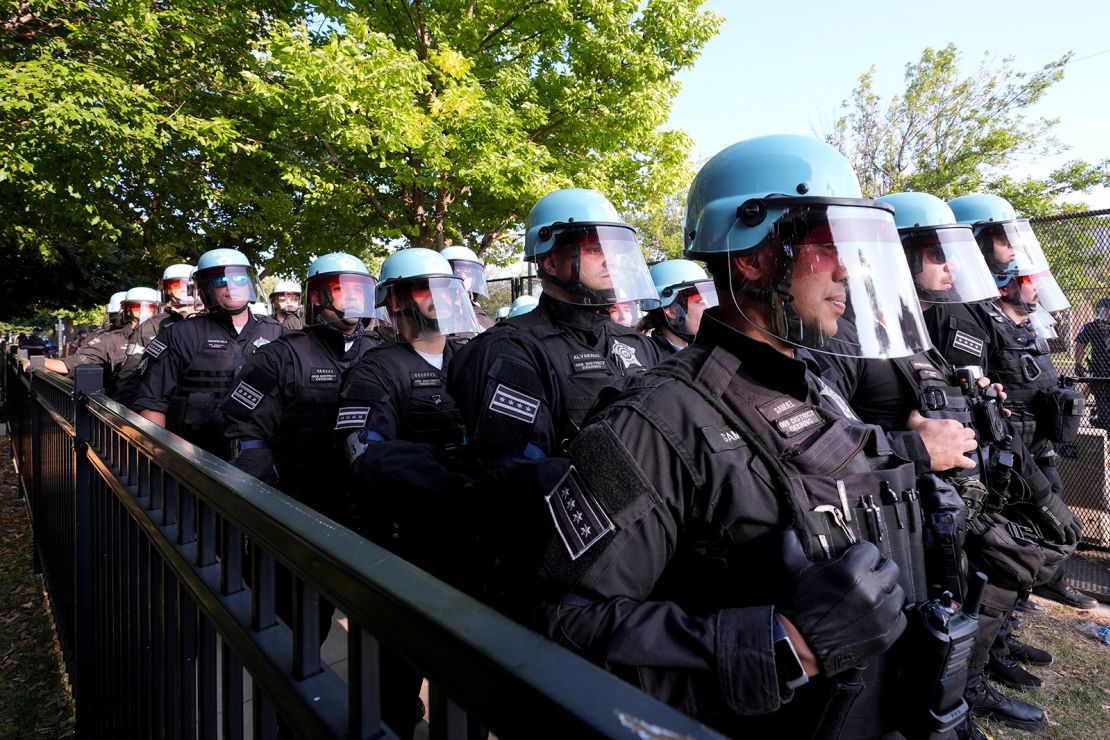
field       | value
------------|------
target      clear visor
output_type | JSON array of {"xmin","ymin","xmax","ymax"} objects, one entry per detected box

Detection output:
[
  {"xmin": 903, "ymin": 227, "xmax": 1000, "ymax": 304},
  {"xmin": 684, "ymin": 280, "xmax": 719, "ymax": 310},
  {"xmin": 1028, "ymin": 306, "xmax": 1058, "ymax": 340},
  {"xmin": 271, "ymin": 292, "xmax": 302, "ymax": 310},
  {"xmin": 549, "ymin": 225, "xmax": 661, "ymax": 309},
  {"xmin": 378, "ymin": 275, "xmax": 483, "ymax": 339},
  {"xmin": 196, "ymin": 265, "xmax": 259, "ymax": 311},
  {"xmin": 976, "ymin": 221, "xmax": 1050, "ymax": 275},
  {"xmin": 726, "ymin": 204, "xmax": 932, "ymax": 359},
  {"xmin": 306, "ymin": 273, "xmax": 379, "ymax": 325},
  {"xmin": 122, "ymin": 300, "xmax": 159, "ymax": 323},
  {"xmin": 608, "ymin": 300, "xmax": 642, "ymax": 327},
  {"xmin": 161, "ymin": 277, "xmax": 196, "ymax": 305},
  {"xmin": 1012, "ymin": 271, "xmax": 1071, "ymax": 313},
  {"xmin": 450, "ymin": 260, "xmax": 489, "ymax": 298}
]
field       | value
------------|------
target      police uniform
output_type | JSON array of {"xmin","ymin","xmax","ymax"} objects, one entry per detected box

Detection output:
[
  {"xmin": 221, "ymin": 325, "xmax": 378, "ymax": 516},
  {"xmin": 472, "ymin": 301, "xmax": 495, "ymax": 331},
  {"xmin": 1077, "ymin": 318, "xmax": 1110, "ymax": 429},
  {"xmin": 447, "ymin": 293, "xmax": 663, "ymax": 464},
  {"xmin": 646, "ymin": 324, "xmax": 681, "ymax": 358},
  {"xmin": 114, "ymin": 310, "xmax": 189, "ymax": 408},
  {"xmin": 277, "ymin": 311, "xmax": 305, "ymax": 331},
  {"xmin": 133, "ymin": 312, "xmax": 284, "ymax": 458},
  {"xmin": 536, "ymin": 310, "xmax": 926, "ymax": 738},
  {"xmin": 62, "ymin": 323, "xmax": 138, "ymax": 397}
]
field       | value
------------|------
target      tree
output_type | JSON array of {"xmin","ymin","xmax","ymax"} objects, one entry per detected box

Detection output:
[
  {"xmin": 242, "ymin": 0, "xmax": 721, "ymax": 274},
  {"xmin": 824, "ymin": 44, "xmax": 1110, "ymax": 208}
]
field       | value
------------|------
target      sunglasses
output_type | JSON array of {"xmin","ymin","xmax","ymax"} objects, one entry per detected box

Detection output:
[{"xmin": 211, "ymin": 274, "xmax": 252, "ymax": 288}]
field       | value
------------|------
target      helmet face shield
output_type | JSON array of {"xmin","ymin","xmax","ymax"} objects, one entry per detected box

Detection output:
[
  {"xmin": 975, "ymin": 220, "xmax": 1050, "ymax": 275},
  {"xmin": 196, "ymin": 265, "xmax": 259, "ymax": 312},
  {"xmin": 902, "ymin": 227, "xmax": 1000, "ymax": 305},
  {"xmin": 1029, "ymin": 306, "xmax": 1058, "ymax": 340},
  {"xmin": 122, "ymin": 300, "xmax": 160, "ymax": 323},
  {"xmin": 544, "ymin": 225, "xmax": 660, "ymax": 309},
  {"xmin": 1002, "ymin": 271, "xmax": 1070, "ymax": 314},
  {"xmin": 379, "ymin": 275, "xmax": 482, "ymax": 339},
  {"xmin": 726, "ymin": 204, "xmax": 931, "ymax": 359},
  {"xmin": 450, "ymin": 260, "xmax": 489, "ymax": 298},
  {"xmin": 161, "ymin": 277, "xmax": 196, "ymax": 306},
  {"xmin": 306, "ymin": 273, "xmax": 378, "ymax": 325},
  {"xmin": 661, "ymin": 280, "xmax": 718, "ymax": 340},
  {"xmin": 608, "ymin": 300, "xmax": 642, "ymax": 327}
]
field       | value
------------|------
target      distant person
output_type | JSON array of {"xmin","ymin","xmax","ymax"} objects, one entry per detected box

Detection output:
[{"xmin": 1075, "ymin": 296, "xmax": 1110, "ymax": 430}]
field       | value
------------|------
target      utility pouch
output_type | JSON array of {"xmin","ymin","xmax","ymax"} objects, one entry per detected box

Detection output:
[
  {"xmin": 964, "ymin": 513, "xmax": 1045, "ymax": 591},
  {"xmin": 1033, "ymin": 386, "xmax": 1084, "ymax": 444}
]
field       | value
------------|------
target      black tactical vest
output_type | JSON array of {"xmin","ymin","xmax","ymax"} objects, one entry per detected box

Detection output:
[{"xmin": 988, "ymin": 312, "xmax": 1056, "ymax": 446}]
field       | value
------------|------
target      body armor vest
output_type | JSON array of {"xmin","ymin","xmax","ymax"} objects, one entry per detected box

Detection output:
[
  {"xmin": 373, "ymin": 342, "xmax": 467, "ymax": 458},
  {"xmin": 988, "ymin": 313, "xmax": 1056, "ymax": 446}
]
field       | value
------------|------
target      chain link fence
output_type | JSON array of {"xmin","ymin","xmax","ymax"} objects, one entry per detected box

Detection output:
[{"xmin": 1031, "ymin": 209, "xmax": 1110, "ymax": 550}]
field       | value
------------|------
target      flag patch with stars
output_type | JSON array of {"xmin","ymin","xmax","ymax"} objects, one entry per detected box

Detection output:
[
  {"xmin": 230, "ymin": 380, "xmax": 264, "ymax": 410},
  {"xmin": 146, "ymin": 338, "xmax": 168, "ymax": 358},
  {"xmin": 488, "ymin": 383, "xmax": 540, "ymax": 424},
  {"xmin": 545, "ymin": 466, "xmax": 615, "ymax": 561},
  {"xmin": 952, "ymin": 331, "xmax": 984, "ymax": 359}
]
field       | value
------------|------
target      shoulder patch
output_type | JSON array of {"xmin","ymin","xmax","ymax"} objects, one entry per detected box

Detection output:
[
  {"xmin": 489, "ymin": 383, "xmax": 540, "ymax": 424},
  {"xmin": 145, "ymin": 338, "xmax": 167, "ymax": 358},
  {"xmin": 335, "ymin": 406, "xmax": 370, "ymax": 430},
  {"xmin": 230, "ymin": 380, "xmax": 264, "ymax": 410},
  {"xmin": 951, "ymin": 330, "xmax": 984, "ymax": 358},
  {"xmin": 545, "ymin": 465, "xmax": 615, "ymax": 561},
  {"xmin": 253, "ymin": 336, "xmax": 271, "ymax": 349}
]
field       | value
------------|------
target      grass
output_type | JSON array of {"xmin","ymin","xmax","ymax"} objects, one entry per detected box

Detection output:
[
  {"xmin": 979, "ymin": 597, "xmax": 1110, "ymax": 739},
  {"xmin": 0, "ymin": 447, "xmax": 75, "ymax": 738}
]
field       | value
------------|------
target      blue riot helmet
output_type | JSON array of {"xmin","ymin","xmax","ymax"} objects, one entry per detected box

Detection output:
[
  {"xmin": 304, "ymin": 253, "xmax": 379, "ymax": 328},
  {"xmin": 495, "ymin": 305, "xmax": 510, "ymax": 321},
  {"xmin": 507, "ymin": 295, "xmax": 539, "ymax": 318},
  {"xmin": 648, "ymin": 259, "xmax": 718, "ymax": 342},
  {"xmin": 194, "ymin": 249, "xmax": 259, "ymax": 314},
  {"xmin": 878, "ymin": 192, "xmax": 998, "ymax": 306},
  {"xmin": 269, "ymin": 279, "xmax": 302, "ymax": 316},
  {"xmin": 106, "ymin": 291, "xmax": 127, "ymax": 326},
  {"xmin": 947, "ymin": 193, "xmax": 1049, "ymax": 274},
  {"xmin": 121, "ymin": 287, "xmax": 162, "ymax": 324},
  {"xmin": 525, "ymin": 189, "xmax": 659, "ymax": 310},
  {"xmin": 441, "ymin": 245, "xmax": 489, "ymax": 298},
  {"xmin": 684, "ymin": 134, "xmax": 930, "ymax": 359},
  {"xmin": 161, "ymin": 264, "xmax": 198, "ymax": 311},
  {"xmin": 377, "ymin": 248, "xmax": 482, "ymax": 339}
]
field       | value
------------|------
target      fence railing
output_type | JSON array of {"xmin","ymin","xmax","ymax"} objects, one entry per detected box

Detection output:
[{"xmin": 3, "ymin": 349, "xmax": 720, "ymax": 739}]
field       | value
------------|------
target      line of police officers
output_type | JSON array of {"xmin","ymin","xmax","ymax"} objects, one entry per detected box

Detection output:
[{"xmin": 48, "ymin": 134, "xmax": 1101, "ymax": 740}]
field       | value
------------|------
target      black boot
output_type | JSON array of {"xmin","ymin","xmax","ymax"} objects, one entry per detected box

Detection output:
[
  {"xmin": 966, "ymin": 678, "xmax": 1045, "ymax": 730},
  {"xmin": 1007, "ymin": 637, "xmax": 1053, "ymax": 666},
  {"xmin": 955, "ymin": 715, "xmax": 988, "ymax": 740},
  {"xmin": 987, "ymin": 655, "xmax": 1042, "ymax": 691},
  {"xmin": 1033, "ymin": 580, "xmax": 1099, "ymax": 610}
]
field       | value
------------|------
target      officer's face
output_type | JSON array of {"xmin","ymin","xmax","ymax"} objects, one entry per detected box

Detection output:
[
  {"xmin": 165, "ymin": 278, "xmax": 190, "ymax": 303},
  {"xmin": 915, "ymin": 246, "xmax": 955, "ymax": 294},
  {"xmin": 675, "ymin": 287, "xmax": 710, "ymax": 335},
  {"xmin": 547, "ymin": 235, "xmax": 614, "ymax": 293},
  {"xmin": 990, "ymin": 234, "xmax": 1016, "ymax": 266},
  {"xmin": 787, "ymin": 239, "xmax": 849, "ymax": 337},
  {"xmin": 609, "ymin": 301, "xmax": 636, "ymax": 327},
  {"xmin": 274, "ymin": 293, "xmax": 301, "ymax": 313},
  {"xmin": 211, "ymin": 272, "xmax": 253, "ymax": 311}
]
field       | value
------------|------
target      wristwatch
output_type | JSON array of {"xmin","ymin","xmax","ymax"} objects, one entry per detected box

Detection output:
[{"xmin": 773, "ymin": 614, "xmax": 809, "ymax": 692}]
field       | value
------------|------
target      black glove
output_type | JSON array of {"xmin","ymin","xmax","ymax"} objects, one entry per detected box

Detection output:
[
  {"xmin": 356, "ymin": 439, "xmax": 471, "ymax": 496},
  {"xmin": 778, "ymin": 529, "xmax": 907, "ymax": 677}
]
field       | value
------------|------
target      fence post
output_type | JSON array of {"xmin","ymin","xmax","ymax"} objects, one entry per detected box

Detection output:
[
  {"xmin": 72, "ymin": 365, "xmax": 104, "ymax": 738},
  {"xmin": 28, "ymin": 359, "xmax": 45, "ymax": 573}
]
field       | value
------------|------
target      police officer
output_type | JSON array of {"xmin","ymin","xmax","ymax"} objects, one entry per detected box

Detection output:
[
  {"xmin": 335, "ymin": 248, "xmax": 481, "ymax": 739},
  {"xmin": 269, "ymin": 279, "xmax": 305, "ymax": 330},
  {"xmin": 1074, "ymin": 296, "xmax": 1110, "ymax": 430},
  {"xmin": 817, "ymin": 192, "xmax": 1049, "ymax": 734},
  {"xmin": 103, "ymin": 291, "xmax": 128, "ymax": 331},
  {"xmin": 529, "ymin": 136, "xmax": 957, "ymax": 738},
  {"xmin": 448, "ymin": 188, "xmax": 663, "ymax": 468},
  {"xmin": 220, "ymin": 253, "xmax": 379, "ymax": 648},
  {"xmin": 45, "ymin": 287, "xmax": 161, "ymax": 398},
  {"xmin": 441, "ymin": 245, "xmax": 495, "ymax": 330},
  {"xmin": 114, "ymin": 264, "xmax": 199, "ymax": 407},
  {"xmin": 19, "ymin": 326, "xmax": 49, "ymax": 356},
  {"xmin": 643, "ymin": 259, "xmax": 718, "ymax": 356},
  {"xmin": 134, "ymin": 249, "xmax": 284, "ymax": 458}
]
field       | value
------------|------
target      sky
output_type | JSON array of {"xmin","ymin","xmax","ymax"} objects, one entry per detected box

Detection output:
[{"xmin": 665, "ymin": 0, "xmax": 1110, "ymax": 208}]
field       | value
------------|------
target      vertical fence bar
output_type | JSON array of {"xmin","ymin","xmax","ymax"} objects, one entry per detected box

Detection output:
[{"xmin": 72, "ymin": 365, "xmax": 102, "ymax": 736}]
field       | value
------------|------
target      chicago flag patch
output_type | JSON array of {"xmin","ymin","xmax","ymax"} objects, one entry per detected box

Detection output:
[
  {"xmin": 488, "ymin": 383, "xmax": 540, "ymax": 424},
  {"xmin": 546, "ymin": 466, "xmax": 615, "ymax": 560}
]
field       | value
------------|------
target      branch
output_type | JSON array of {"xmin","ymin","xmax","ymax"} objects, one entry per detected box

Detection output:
[
  {"xmin": 321, "ymin": 141, "xmax": 402, "ymax": 230},
  {"xmin": 477, "ymin": 0, "xmax": 550, "ymax": 52}
]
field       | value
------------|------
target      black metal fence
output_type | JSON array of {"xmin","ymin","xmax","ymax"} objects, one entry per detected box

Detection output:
[
  {"xmin": 3, "ymin": 350, "xmax": 720, "ymax": 740},
  {"xmin": 1031, "ymin": 209, "xmax": 1110, "ymax": 550}
]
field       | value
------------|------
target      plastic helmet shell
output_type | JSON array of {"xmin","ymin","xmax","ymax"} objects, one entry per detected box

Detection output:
[
  {"xmin": 307, "ymin": 252, "xmax": 370, "ymax": 279},
  {"xmin": 684, "ymin": 135, "xmax": 863, "ymax": 255},
  {"xmin": 107, "ymin": 291, "xmax": 127, "ymax": 313},
  {"xmin": 495, "ymin": 306, "xmax": 510, "ymax": 320},
  {"xmin": 947, "ymin": 193, "xmax": 1018, "ymax": 231},
  {"xmin": 124, "ymin": 287, "xmax": 161, "ymax": 303},
  {"xmin": 524, "ymin": 188, "xmax": 629, "ymax": 260},
  {"xmin": 650, "ymin": 259, "xmax": 710, "ymax": 307},
  {"xmin": 508, "ymin": 295, "xmax": 539, "ymax": 318},
  {"xmin": 270, "ymin": 280, "xmax": 302, "ymax": 296},
  {"xmin": 879, "ymin": 192, "xmax": 957, "ymax": 230},
  {"xmin": 440, "ymin": 246, "xmax": 483, "ymax": 265},
  {"xmin": 162, "ymin": 263, "xmax": 194, "ymax": 281},
  {"xmin": 196, "ymin": 248, "xmax": 251, "ymax": 273}
]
